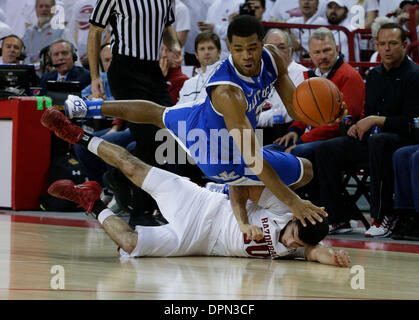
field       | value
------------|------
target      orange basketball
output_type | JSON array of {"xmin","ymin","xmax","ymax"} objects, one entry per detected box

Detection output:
[{"xmin": 292, "ymin": 77, "xmax": 343, "ymax": 127}]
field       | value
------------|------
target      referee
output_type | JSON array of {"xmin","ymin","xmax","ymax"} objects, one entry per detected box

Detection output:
[{"xmin": 88, "ymin": 0, "xmax": 181, "ymax": 227}]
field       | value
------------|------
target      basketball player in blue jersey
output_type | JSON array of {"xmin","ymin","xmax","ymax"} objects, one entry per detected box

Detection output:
[{"xmin": 45, "ymin": 16, "xmax": 344, "ymax": 241}]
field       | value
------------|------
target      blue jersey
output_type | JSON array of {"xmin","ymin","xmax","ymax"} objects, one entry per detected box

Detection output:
[
  {"xmin": 203, "ymin": 47, "xmax": 279, "ymax": 129},
  {"xmin": 163, "ymin": 48, "xmax": 301, "ymax": 184}
]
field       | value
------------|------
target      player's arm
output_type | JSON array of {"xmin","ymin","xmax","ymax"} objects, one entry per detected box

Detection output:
[
  {"xmin": 305, "ymin": 245, "xmax": 351, "ymax": 267},
  {"xmin": 265, "ymin": 44, "xmax": 299, "ymax": 121},
  {"xmin": 87, "ymin": 24, "xmax": 105, "ymax": 98},
  {"xmin": 229, "ymin": 185, "xmax": 264, "ymax": 241},
  {"xmin": 211, "ymin": 85, "xmax": 327, "ymax": 227}
]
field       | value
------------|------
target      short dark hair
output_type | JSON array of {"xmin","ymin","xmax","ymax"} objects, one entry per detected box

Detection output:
[
  {"xmin": 378, "ymin": 23, "xmax": 407, "ymax": 42},
  {"xmin": 1, "ymin": 34, "xmax": 24, "ymax": 50},
  {"xmin": 227, "ymin": 15, "xmax": 265, "ymax": 43},
  {"xmin": 296, "ymin": 218, "xmax": 329, "ymax": 246},
  {"xmin": 194, "ymin": 31, "xmax": 221, "ymax": 52},
  {"xmin": 245, "ymin": 0, "xmax": 266, "ymax": 9}
]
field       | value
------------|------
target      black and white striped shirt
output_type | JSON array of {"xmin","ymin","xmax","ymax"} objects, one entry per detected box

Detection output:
[{"xmin": 90, "ymin": 0, "xmax": 175, "ymax": 61}]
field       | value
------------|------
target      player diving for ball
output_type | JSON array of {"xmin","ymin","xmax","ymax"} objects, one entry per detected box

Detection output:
[
  {"xmin": 61, "ymin": 15, "xmax": 347, "ymax": 241},
  {"xmin": 41, "ymin": 108, "xmax": 351, "ymax": 266}
]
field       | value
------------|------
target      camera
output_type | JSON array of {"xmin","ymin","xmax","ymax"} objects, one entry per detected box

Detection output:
[{"xmin": 239, "ymin": 2, "xmax": 255, "ymax": 16}]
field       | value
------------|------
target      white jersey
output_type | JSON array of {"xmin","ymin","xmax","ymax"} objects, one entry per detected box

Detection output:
[
  {"xmin": 177, "ymin": 60, "xmax": 222, "ymax": 105},
  {"xmin": 120, "ymin": 168, "xmax": 306, "ymax": 260},
  {"xmin": 212, "ymin": 188, "xmax": 306, "ymax": 259}
]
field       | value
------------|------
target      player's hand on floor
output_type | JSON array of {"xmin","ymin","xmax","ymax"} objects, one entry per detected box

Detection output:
[
  {"xmin": 289, "ymin": 198, "xmax": 328, "ymax": 227},
  {"xmin": 240, "ymin": 224, "xmax": 264, "ymax": 241},
  {"xmin": 333, "ymin": 249, "xmax": 351, "ymax": 267}
]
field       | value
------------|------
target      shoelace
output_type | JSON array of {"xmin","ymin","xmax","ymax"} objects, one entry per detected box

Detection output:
[
  {"xmin": 381, "ymin": 216, "xmax": 392, "ymax": 229},
  {"xmin": 372, "ymin": 217, "xmax": 392, "ymax": 229}
]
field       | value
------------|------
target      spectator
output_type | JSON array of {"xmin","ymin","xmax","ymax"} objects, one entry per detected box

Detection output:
[
  {"xmin": 0, "ymin": 0, "xmax": 36, "ymax": 38},
  {"xmin": 368, "ymin": 16, "xmax": 394, "ymax": 64},
  {"xmin": 355, "ymin": 0, "xmax": 379, "ymax": 61},
  {"xmin": 268, "ymin": 0, "xmax": 327, "ymax": 22},
  {"xmin": 326, "ymin": 0, "xmax": 360, "ymax": 61},
  {"xmin": 173, "ymin": 0, "xmax": 191, "ymax": 47},
  {"xmin": 0, "ymin": 35, "xmax": 25, "ymax": 64},
  {"xmin": 361, "ymin": 0, "xmax": 379, "ymax": 29},
  {"xmin": 198, "ymin": 0, "xmax": 244, "ymax": 61},
  {"xmin": 391, "ymin": 144, "xmax": 419, "ymax": 240},
  {"xmin": 39, "ymin": 39, "xmax": 90, "ymax": 94},
  {"xmin": 378, "ymin": 0, "xmax": 403, "ymax": 18},
  {"xmin": 182, "ymin": 0, "xmax": 210, "ymax": 66},
  {"xmin": 69, "ymin": 0, "xmax": 96, "ymax": 68},
  {"xmin": 257, "ymin": 28, "xmax": 308, "ymax": 139},
  {"xmin": 22, "ymin": 0, "xmax": 75, "ymax": 75},
  {"xmin": 243, "ymin": 0, "xmax": 266, "ymax": 22},
  {"xmin": 396, "ymin": 0, "xmax": 419, "ymax": 33},
  {"xmin": 314, "ymin": 23, "xmax": 419, "ymax": 237},
  {"xmin": 160, "ymin": 43, "xmax": 189, "ymax": 105},
  {"xmin": 178, "ymin": 31, "xmax": 222, "ymax": 105},
  {"xmin": 270, "ymin": 27, "xmax": 364, "ymax": 206},
  {"xmin": 81, "ymin": 43, "xmax": 113, "ymax": 100},
  {"xmin": 287, "ymin": 0, "xmax": 328, "ymax": 60}
]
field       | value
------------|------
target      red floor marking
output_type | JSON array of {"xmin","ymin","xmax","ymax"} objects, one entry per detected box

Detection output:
[
  {"xmin": 2, "ymin": 211, "xmax": 419, "ymax": 254},
  {"xmin": 0, "ymin": 212, "xmax": 102, "ymax": 229}
]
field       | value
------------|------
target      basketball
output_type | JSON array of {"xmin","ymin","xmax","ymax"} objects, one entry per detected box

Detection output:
[{"xmin": 292, "ymin": 77, "xmax": 343, "ymax": 127}]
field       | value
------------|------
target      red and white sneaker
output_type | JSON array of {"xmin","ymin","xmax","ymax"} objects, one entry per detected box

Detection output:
[
  {"xmin": 40, "ymin": 107, "xmax": 84, "ymax": 144},
  {"xmin": 329, "ymin": 221, "xmax": 353, "ymax": 235},
  {"xmin": 48, "ymin": 180, "xmax": 102, "ymax": 213},
  {"xmin": 364, "ymin": 216, "xmax": 394, "ymax": 238}
]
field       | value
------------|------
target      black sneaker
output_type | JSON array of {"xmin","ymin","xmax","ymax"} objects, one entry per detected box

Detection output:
[
  {"xmin": 128, "ymin": 212, "xmax": 162, "ymax": 228},
  {"xmin": 392, "ymin": 215, "xmax": 415, "ymax": 240},
  {"xmin": 398, "ymin": 215, "xmax": 419, "ymax": 241},
  {"xmin": 102, "ymin": 169, "xmax": 134, "ymax": 214},
  {"xmin": 329, "ymin": 221, "xmax": 353, "ymax": 235}
]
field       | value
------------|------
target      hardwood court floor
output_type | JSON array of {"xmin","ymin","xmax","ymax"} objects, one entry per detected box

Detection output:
[{"xmin": 0, "ymin": 212, "xmax": 418, "ymax": 300}]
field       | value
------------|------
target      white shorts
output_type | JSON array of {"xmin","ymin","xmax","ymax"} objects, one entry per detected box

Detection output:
[{"xmin": 120, "ymin": 167, "xmax": 226, "ymax": 257}]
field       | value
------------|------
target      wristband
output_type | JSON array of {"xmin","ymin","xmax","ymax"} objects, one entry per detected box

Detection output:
[{"xmin": 84, "ymin": 98, "xmax": 104, "ymax": 117}]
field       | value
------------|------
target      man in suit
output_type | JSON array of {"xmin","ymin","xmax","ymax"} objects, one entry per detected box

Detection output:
[{"xmin": 40, "ymin": 39, "xmax": 90, "ymax": 95}]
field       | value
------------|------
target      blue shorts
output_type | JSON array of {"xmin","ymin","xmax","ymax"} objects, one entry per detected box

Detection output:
[{"xmin": 163, "ymin": 104, "xmax": 303, "ymax": 186}]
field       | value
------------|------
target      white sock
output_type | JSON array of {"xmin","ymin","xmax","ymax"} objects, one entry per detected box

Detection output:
[
  {"xmin": 98, "ymin": 208, "xmax": 116, "ymax": 225},
  {"xmin": 87, "ymin": 136, "xmax": 104, "ymax": 155}
]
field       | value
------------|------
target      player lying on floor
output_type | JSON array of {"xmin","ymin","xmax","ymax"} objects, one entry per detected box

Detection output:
[{"xmin": 42, "ymin": 109, "xmax": 351, "ymax": 267}]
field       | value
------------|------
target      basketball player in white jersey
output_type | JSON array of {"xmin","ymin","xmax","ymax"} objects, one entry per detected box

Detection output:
[{"xmin": 43, "ymin": 113, "xmax": 350, "ymax": 267}]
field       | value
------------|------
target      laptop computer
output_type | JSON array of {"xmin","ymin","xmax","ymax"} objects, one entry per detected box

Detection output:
[{"xmin": 45, "ymin": 81, "xmax": 82, "ymax": 106}]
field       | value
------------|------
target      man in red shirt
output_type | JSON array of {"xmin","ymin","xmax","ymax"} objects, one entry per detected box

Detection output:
[
  {"xmin": 270, "ymin": 27, "xmax": 365, "ymax": 204},
  {"xmin": 273, "ymin": 27, "xmax": 364, "ymax": 158},
  {"xmin": 159, "ymin": 43, "xmax": 189, "ymax": 104}
]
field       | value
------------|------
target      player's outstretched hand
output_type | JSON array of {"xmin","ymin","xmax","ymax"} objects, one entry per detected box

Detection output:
[
  {"xmin": 328, "ymin": 101, "xmax": 348, "ymax": 126},
  {"xmin": 240, "ymin": 224, "xmax": 264, "ymax": 241},
  {"xmin": 65, "ymin": 95, "xmax": 88, "ymax": 119},
  {"xmin": 289, "ymin": 198, "xmax": 328, "ymax": 227},
  {"xmin": 333, "ymin": 249, "xmax": 351, "ymax": 267}
]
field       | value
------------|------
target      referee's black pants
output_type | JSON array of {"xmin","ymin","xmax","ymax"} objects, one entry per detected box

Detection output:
[
  {"xmin": 107, "ymin": 55, "xmax": 173, "ymax": 221},
  {"xmin": 314, "ymin": 132, "xmax": 413, "ymax": 224}
]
